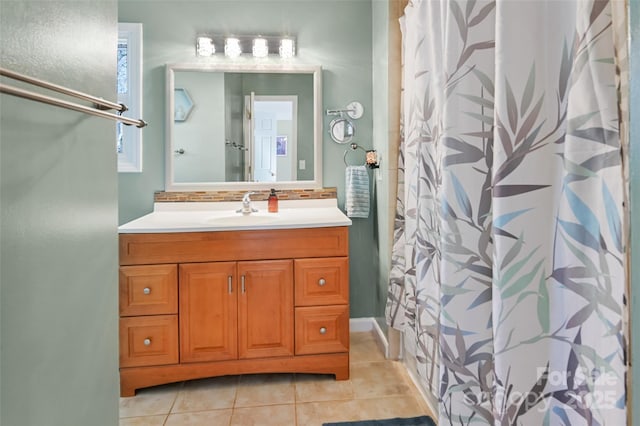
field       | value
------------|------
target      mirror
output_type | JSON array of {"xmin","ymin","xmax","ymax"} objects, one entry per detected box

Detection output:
[
  {"xmin": 328, "ymin": 117, "xmax": 354, "ymax": 144},
  {"xmin": 165, "ymin": 63, "xmax": 322, "ymax": 191},
  {"xmin": 326, "ymin": 101, "xmax": 363, "ymax": 144}
]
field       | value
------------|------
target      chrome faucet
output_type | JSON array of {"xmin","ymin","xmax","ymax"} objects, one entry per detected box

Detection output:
[{"xmin": 237, "ymin": 191, "xmax": 258, "ymax": 215}]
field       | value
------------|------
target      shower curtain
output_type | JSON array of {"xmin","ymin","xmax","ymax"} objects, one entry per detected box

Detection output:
[{"xmin": 385, "ymin": 0, "xmax": 628, "ymax": 424}]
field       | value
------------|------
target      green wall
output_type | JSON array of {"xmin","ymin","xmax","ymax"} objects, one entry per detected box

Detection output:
[
  {"xmin": 372, "ymin": 0, "xmax": 391, "ymax": 329},
  {"xmin": 630, "ymin": 0, "xmax": 639, "ymax": 423},
  {"xmin": 119, "ymin": 0, "xmax": 377, "ymax": 318},
  {"xmin": 174, "ymin": 71, "xmax": 227, "ymax": 182},
  {"xmin": 225, "ymin": 73, "xmax": 244, "ymax": 181},
  {"xmin": 0, "ymin": 1, "xmax": 119, "ymax": 424}
]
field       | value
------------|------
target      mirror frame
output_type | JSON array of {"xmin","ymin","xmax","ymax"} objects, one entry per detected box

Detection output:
[{"xmin": 165, "ymin": 62, "xmax": 323, "ymax": 191}]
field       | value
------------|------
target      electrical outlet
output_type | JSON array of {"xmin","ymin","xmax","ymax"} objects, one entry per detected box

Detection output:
[{"xmin": 299, "ymin": 160, "xmax": 306, "ymax": 170}]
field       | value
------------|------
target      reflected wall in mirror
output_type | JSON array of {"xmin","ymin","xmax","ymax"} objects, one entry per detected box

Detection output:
[{"xmin": 166, "ymin": 63, "xmax": 322, "ymax": 191}]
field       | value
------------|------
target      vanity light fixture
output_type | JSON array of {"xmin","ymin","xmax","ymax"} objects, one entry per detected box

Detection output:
[
  {"xmin": 195, "ymin": 35, "xmax": 297, "ymax": 59},
  {"xmin": 224, "ymin": 37, "xmax": 242, "ymax": 58}
]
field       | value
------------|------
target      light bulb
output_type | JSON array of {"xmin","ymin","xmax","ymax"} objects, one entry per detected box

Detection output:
[
  {"xmin": 279, "ymin": 38, "xmax": 295, "ymax": 58},
  {"xmin": 252, "ymin": 37, "xmax": 269, "ymax": 58},
  {"xmin": 196, "ymin": 37, "xmax": 215, "ymax": 57},
  {"xmin": 225, "ymin": 37, "xmax": 242, "ymax": 58}
]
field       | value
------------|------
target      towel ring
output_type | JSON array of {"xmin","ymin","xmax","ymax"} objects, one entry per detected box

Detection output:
[{"xmin": 343, "ymin": 143, "xmax": 367, "ymax": 166}]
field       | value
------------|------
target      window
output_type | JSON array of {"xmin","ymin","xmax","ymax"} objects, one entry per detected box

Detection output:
[{"xmin": 117, "ymin": 23, "xmax": 143, "ymax": 172}]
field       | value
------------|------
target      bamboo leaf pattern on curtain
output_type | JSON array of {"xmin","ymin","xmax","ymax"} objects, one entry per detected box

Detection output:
[{"xmin": 385, "ymin": 0, "xmax": 627, "ymax": 424}]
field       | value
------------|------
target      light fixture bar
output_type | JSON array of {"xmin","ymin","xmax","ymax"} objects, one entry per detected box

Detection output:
[{"xmin": 195, "ymin": 34, "xmax": 296, "ymax": 58}]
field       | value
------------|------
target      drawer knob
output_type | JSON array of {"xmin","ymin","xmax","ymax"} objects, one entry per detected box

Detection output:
[
  {"xmin": 318, "ymin": 278, "xmax": 326, "ymax": 286},
  {"xmin": 143, "ymin": 287, "xmax": 151, "ymax": 295},
  {"xmin": 319, "ymin": 327, "xmax": 327, "ymax": 335},
  {"xmin": 143, "ymin": 338, "xmax": 151, "ymax": 346}
]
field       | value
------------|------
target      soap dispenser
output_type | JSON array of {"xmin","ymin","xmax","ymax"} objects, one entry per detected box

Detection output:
[{"xmin": 268, "ymin": 188, "xmax": 279, "ymax": 213}]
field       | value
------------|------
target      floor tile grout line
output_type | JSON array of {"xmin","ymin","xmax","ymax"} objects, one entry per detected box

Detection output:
[
  {"xmin": 162, "ymin": 381, "xmax": 183, "ymax": 425},
  {"xmin": 293, "ymin": 373, "xmax": 299, "ymax": 426},
  {"xmin": 229, "ymin": 374, "xmax": 239, "ymax": 426}
]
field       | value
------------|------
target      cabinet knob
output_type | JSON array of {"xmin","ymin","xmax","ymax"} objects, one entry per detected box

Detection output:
[
  {"xmin": 318, "ymin": 278, "xmax": 326, "ymax": 286},
  {"xmin": 319, "ymin": 327, "xmax": 327, "ymax": 335},
  {"xmin": 143, "ymin": 338, "xmax": 151, "ymax": 346},
  {"xmin": 143, "ymin": 287, "xmax": 151, "ymax": 295}
]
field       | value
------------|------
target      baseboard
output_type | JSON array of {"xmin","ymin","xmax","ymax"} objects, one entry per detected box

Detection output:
[
  {"xmin": 350, "ymin": 318, "xmax": 438, "ymax": 419},
  {"xmin": 401, "ymin": 337, "xmax": 439, "ymax": 419},
  {"xmin": 349, "ymin": 317, "xmax": 376, "ymax": 332},
  {"xmin": 404, "ymin": 358, "xmax": 439, "ymax": 418},
  {"xmin": 350, "ymin": 317, "xmax": 389, "ymax": 358}
]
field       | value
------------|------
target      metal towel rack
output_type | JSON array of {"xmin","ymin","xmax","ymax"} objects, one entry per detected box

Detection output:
[
  {"xmin": 0, "ymin": 67, "xmax": 147, "ymax": 128},
  {"xmin": 343, "ymin": 143, "xmax": 367, "ymax": 166},
  {"xmin": 343, "ymin": 143, "xmax": 380, "ymax": 169}
]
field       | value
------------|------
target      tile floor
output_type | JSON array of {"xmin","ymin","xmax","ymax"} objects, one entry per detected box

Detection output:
[{"xmin": 119, "ymin": 331, "xmax": 435, "ymax": 425}]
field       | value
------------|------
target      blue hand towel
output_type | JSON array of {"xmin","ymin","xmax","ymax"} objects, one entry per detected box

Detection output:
[{"xmin": 345, "ymin": 165, "xmax": 370, "ymax": 218}]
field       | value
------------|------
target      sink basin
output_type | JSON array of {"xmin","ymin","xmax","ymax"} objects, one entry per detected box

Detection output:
[{"xmin": 204, "ymin": 214, "xmax": 279, "ymax": 226}]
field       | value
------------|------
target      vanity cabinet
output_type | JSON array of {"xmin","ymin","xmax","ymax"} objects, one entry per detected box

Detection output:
[{"xmin": 118, "ymin": 227, "xmax": 349, "ymax": 397}]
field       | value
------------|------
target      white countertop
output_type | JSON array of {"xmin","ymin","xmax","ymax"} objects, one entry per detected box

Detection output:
[{"xmin": 118, "ymin": 199, "xmax": 352, "ymax": 233}]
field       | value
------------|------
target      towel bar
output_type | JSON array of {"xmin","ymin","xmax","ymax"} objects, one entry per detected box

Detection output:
[
  {"xmin": 343, "ymin": 143, "xmax": 367, "ymax": 166},
  {"xmin": 0, "ymin": 66, "xmax": 147, "ymax": 128},
  {"xmin": 343, "ymin": 143, "xmax": 379, "ymax": 169}
]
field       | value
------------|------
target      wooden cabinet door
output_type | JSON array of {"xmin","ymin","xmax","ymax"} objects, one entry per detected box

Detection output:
[
  {"xmin": 179, "ymin": 262, "xmax": 237, "ymax": 363},
  {"xmin": 238, "ymin": 260, "xmax": 294, "ymax": 359}
]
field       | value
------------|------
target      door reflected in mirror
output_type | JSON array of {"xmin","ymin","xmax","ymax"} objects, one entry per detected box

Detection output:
[
  {"xmin": 166, "ymin": 64, "xmax": 322, "ymax": 191},
  {"xmin": 248, "ymin": 96, "xmax": 298, "ymax": 182}
]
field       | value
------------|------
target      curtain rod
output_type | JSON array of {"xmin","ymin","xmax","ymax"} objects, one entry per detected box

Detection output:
[{"xmin": 0, "ymin": 83, "xmax": 147, "ymax": 128}]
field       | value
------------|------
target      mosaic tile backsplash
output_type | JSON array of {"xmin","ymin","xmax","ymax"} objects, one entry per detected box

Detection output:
[{"xmin": 154, "ymin": 187, "xmax": 337, "ymax": 203}]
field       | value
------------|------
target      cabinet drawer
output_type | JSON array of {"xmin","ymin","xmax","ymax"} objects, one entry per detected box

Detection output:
[
  {"xmin": 295, "ymin": 305, "xmax": 349, "ymax": 355},
  {"xmin": 295, "ymin": 257, "xmax": 349, "ymax": 306},
  {"xmin": 120, "ymin": 265, "xmax": 178, "ymax": 316},
  {"xmin": 120, "ymin": 227, "xmax": 349, "ymax": 265},
  {"xmin": 120, "ymin": 315, "xmax": 178, "ymax": 368}
]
